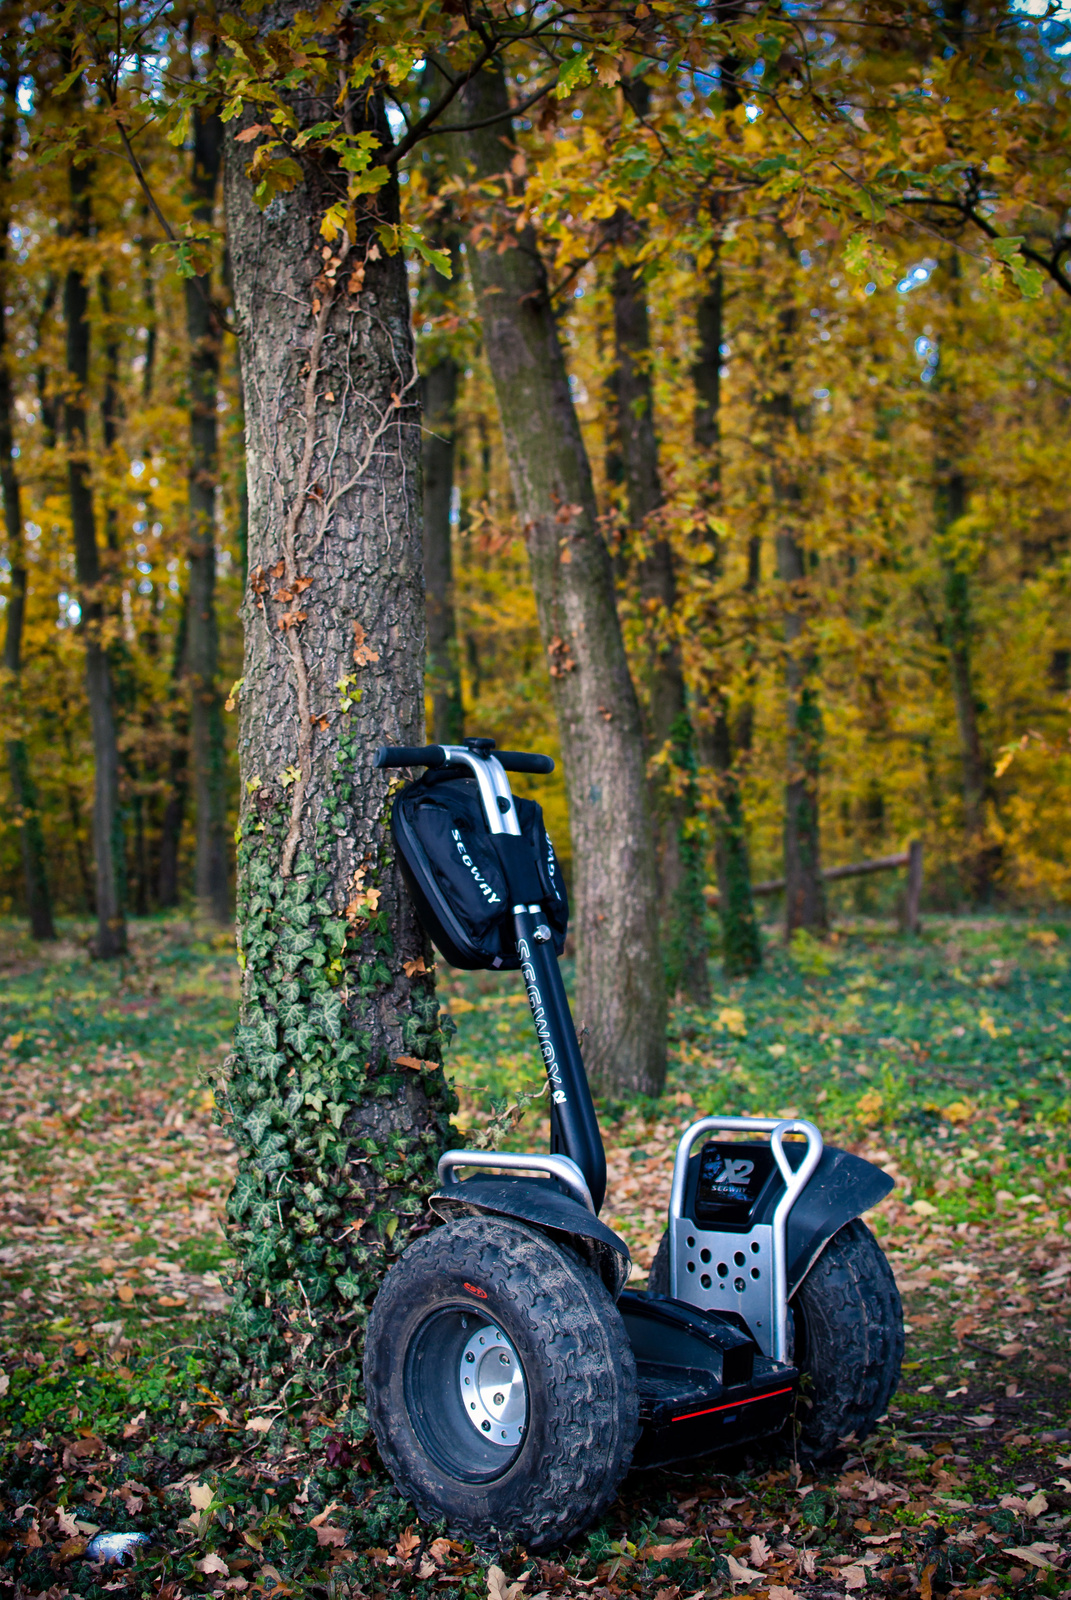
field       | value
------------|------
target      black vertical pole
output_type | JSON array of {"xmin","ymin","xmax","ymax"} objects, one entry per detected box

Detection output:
[{"xmin": 514, "ymin": 909, "xmax": 606, "ymax": 1212}]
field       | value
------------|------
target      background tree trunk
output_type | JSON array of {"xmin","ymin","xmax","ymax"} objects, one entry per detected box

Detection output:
[
  {"xmin": 1, "ymin": 50, "xmax": 55, "ymax": 941},
  {"xmin": 185, "ymin": 97, "xmax": 230, "ymax": 922},
  {"xmin": 421, "ymin": 245, "xmax": 464, "ymax": 743},
  {"xmin": 461, "ymin": 63, "xmax": 666, "ymax": 1098},
  {"xmin": 608, "ymin": 215, "xmax": 708, "ymax": 1003},
  {"xmin": 766, "ymin": 296, "xmax": 825, "ymax": 939},
  {"xmin": 778, "ymin": 523, "xmax": 827, "ymax": 937},
  {"xmin": 691, "ymin": 256, "xmax": 762, "ymax": 975},
  {"xmin": 218, "ymin": 23, "xmax": 452, "ymax": 1406},
  {"xmin": 934, "ymin": 258, "xmax": 994, "ymax": 903},
  {"xmin": 157, "ymin": 592, "xmax": 189, "ymax": 909},
  {"xmin": 64, "ymin": 151, "xmax": 126, "ymax": 958}
]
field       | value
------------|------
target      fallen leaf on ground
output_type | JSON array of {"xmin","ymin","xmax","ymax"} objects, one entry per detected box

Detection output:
[
  {"xmin": 487, "ymin": 1564, "xmax": 527, "ymax": 1600},
  {"xmin": 314, "ymin": 1526, "xmax": 348, "ymax": 1548},
  {"xmin": 725, "ymin": 1553, "xmax": 763, "ymax": 1584},
  {"xmin": 396, "ymin": 1528, "xmax": 420, "ymax": 1560},
  {"xmin": 197, "ymin": 1554, "xmax": 230, "ymax": 1576},
  {"xmin": 643, "ymin": 1538, "xmax": 694, "ymax": 1561}
]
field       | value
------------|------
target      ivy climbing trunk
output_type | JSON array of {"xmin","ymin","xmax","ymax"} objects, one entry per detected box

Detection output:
[
  {"xmin": 185, "ymin": 96, "xmax": 230, "ymax": 923},
  {"xmin": 690, "ymin": 253, "xmax": 761, "ymax": 976},
  {"xmin": 461, "ymin": 63, "xmax": 666, "ymax": 1098},
  {"xmin": 0, "ymin": 51, "xmax": 54, "ymax": 941},
  {"xmin": 65, "ymin": 149, "xmax": 127, "ymax": 959},
  {"xmin": 219, "ymin": 19, "xmax": 453, "ymax": 1413},
  {"xmin": 608, "ymin": 209, "xmax": 707, "ymax": 1004}
]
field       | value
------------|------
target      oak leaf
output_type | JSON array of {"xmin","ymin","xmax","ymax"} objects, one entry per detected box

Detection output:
[
  {"xmin": 314, "ymin": 1525, "xmax": 348, "ymax": 1548},
  {"xmin": 197, "ymin": 1553, "xmax": 230, "ymax": 1575},
  {"xmin": 396, "ymin": 1528, "xmax": 420, "ymax": 1560}
]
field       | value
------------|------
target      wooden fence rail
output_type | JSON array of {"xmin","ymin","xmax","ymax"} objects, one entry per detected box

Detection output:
[{"xmin": 706, "ymin": 841, "xmax": 925, "ymax": 933}]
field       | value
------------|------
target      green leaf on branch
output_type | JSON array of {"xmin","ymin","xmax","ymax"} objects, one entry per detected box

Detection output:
[
  {"xmin": 843, "ymin": 231, "xmax": 897, "ymax": 287},
  {"xmin": 554, "ymin": 52, "xmax": 594, "ymax": 99}
]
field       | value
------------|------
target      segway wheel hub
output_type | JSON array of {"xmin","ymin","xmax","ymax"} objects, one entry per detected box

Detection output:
[{"xmin": 459, "ymin": 1323, "xmax": 527, "ymax": 1446}]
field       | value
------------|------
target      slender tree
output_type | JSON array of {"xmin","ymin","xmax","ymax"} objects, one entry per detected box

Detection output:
[
  {"xmin": 931, "ymin": 262, "xmax": 995, "ymax": 902},
  {"xmin": 0, "ymin": 49, "xmax": 55, "ymax": 940},
  {"xmin": 607, "ymin": 204, "xmax": 708, "ymax": 1003},
  {"xmin": 421, "ymin": 243, "xmax": 464, "ymax": 743},
  {"xmin": 64, "ymin": 137, "xmax": 127, "ymax": 958},
  {"xmin": 768, "ymin": 293, "xmax": 826, "ymax": 937},
  {"xmin": 690, "ymin": 251, "xmax": 762, "ymax": 975},
  {"xmin": 185, "ymin": 77, "xmax": 229, "ymax": 922},
  {"xmin": 459, "ymin": 62, "xmax": 666, "ymax": 1097},
  {"xmin": 217, "ymin": 5, "xmax": 452, "ymax": 1400}
]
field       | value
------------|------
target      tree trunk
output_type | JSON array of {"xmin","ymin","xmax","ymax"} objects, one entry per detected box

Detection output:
[
  {"xmin": 185, "ymin": 97, "xmax": 230, "ymax": 922},
  {"xmin": 218, "ymin": 23, "xmax": 452, "ymax": 1407},
  {"xmin": 934, "ymin": 258, "xmax": 994, "ymax": 902},
  {"xmin": 0, "ymin": 53, "xmax": 55, "ymax": 941},
  {"xmin": 460, "ymin": 63, "xmax": 665, "ymax": 1097},
  {"xmin": 157, "ymin": 591, "xmax": 189, "ymax": 908},
  {"xmin": 421, "ymin": 247, "xmax": 464, "ymax": 743},
  {"xmin": 766, "ymin": 294, "xmax": 825, "ymax": 939},
  {"xmin": 608, "ymin": 215, "xmax": 708, "ymax": 1003},
  {"xmin": 65, "ymin": 153, "xmax": 127, "ymax": 958},
  {"xmin": 777, "ymin": 524, "xmax": 827, "ymax": 937},
  {"xmin": 690, "ymin": 256, "xmax": 762, "ymax": 975}
]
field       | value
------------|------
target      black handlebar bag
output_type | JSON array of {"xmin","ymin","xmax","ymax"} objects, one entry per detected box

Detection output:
[{"xmin": 390, "ymin": 769, "xmax": 568, "ymax": 970}]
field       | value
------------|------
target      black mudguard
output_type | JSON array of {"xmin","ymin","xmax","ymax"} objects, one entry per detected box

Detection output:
[
  {"xmin": 429, "ymin": 1175, "xmax": 631, "ymax": 1297},
  {"xmin": 768, "ymin": 1146, "xmax": 894, "ymax": 1293}
]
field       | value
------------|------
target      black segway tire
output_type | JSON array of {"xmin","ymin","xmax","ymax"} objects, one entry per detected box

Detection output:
[
  {"xmin": 647, "ymin": 1217, "xmax": 902, "ymax": 1460},
  {"xmin": 364, "ymin": 1214, "xmax": 639, "ymax": 1551},
  {"xmin": 789, "ymin": 1216, "xmax": 903, "ymax": 1460}
]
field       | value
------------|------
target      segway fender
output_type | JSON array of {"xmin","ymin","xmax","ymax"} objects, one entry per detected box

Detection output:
[
  {"xmin": 429, "ymin": 1177, "xmax": 631, "ymax": 1297},
  {"xmin": 783, "ymin": 1147, "xmax": 894, "ymax": 1293}
]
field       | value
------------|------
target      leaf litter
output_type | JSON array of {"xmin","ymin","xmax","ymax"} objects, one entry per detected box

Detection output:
[{"xmin": 1, "ymin": 913, "xmax": 1070, "ymax": 1597}]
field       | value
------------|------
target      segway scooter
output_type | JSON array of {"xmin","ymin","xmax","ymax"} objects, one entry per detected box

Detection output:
[{"xmin": 365, "ymin": 739, "xmax": 903, "ymax": 1552}]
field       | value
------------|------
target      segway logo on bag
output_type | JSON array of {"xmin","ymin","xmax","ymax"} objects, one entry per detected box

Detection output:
[
  {"xmin": 463, "ymin": 1282, "xmax": 488, "ymax": 1300},
  {"xmin": 518, "ymin": 939, "xmax": 567, "ymax": 1104},
  {"xmin": 451, "ymin": 828, "xmax": 501, "ymax": 905}
]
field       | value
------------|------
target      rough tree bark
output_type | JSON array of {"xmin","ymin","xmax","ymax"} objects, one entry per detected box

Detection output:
[
  {"xmin": 185, "ymin": 94, "xmax": 230, "ymax": 922},
  {"xmin": 216, "ymin": 9, "xmax": 453, "ymax": 1409},
  {"xmin": 460, "ymin": 63, "xmax": 665, "ymax": 1097},
  {"xmin": 691, "ymin": 254, "xmax": 762, "ymax": 976},
  {"xmin": 421, "ymin": 244, "xmax": 464, "ymax": 743},
  {"xmin": 0, "ymin": 51, "xmax": 55, "ymax": 941},
  {"xmin": 607, "ymin": 210, "xmax": 708, "ymax": 1003},
  {"xmin": 65, "ymin": 150, "xmax": 127, "ymax": 958}
]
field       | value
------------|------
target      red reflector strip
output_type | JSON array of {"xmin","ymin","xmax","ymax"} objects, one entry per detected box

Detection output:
[{"xmin": 673, "ymin": 1386, "xmax": 794, "ymax": 1423}]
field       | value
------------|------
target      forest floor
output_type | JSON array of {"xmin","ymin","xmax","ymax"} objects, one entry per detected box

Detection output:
[{"xmin": 1, "ymin": 913, "xmax": 1069, "ymax": 1600}]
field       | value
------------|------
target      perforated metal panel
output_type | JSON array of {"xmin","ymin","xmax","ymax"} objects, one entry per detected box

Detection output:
[{"xmin": 670, "ymin": 1217, "xmax": 777, "ymax": 1358}]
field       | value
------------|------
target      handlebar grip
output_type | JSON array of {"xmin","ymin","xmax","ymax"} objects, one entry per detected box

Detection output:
[
  {"xmin": 374, "ymin": 745, "xmax": 446, "ymax": 769},
  {"xmin": 497, "ymin": 752, "xmax": 555, "ymax": 774}
]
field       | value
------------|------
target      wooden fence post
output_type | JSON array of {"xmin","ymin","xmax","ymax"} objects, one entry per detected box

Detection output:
[{"xmin": 900, "ymin": 840, "xmax": 924, "ymax": 934}]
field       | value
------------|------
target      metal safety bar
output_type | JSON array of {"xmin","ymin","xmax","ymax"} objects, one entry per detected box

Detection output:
[
  {"xmin": 437, "ymin": 1148, "xmax": 596, "ymax": 1214},
  {"xmin": 668, "ymin": 1115, "xmax": 824, "ymax": 1363}
]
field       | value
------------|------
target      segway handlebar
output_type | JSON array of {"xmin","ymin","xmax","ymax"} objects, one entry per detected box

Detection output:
[
  {"xmin": 497, "ymin": 751, "xmax": 555, "ymax": 774},
  {"xmin": 375, "ymin": 745, "xmax": 447, "ymax": 769},
  {"xmin": 375, "ymin": 744, "xmax": 554, "ymax": 774}
]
